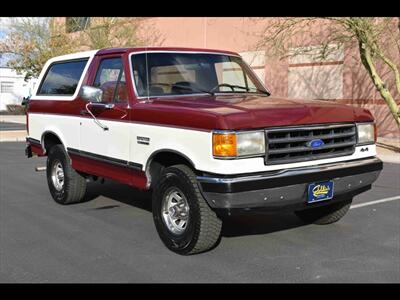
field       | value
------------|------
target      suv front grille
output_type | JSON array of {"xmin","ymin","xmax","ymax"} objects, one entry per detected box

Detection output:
[{"xmin": 265, "ymin": 123, "xmax": 356, "ymax": 165}]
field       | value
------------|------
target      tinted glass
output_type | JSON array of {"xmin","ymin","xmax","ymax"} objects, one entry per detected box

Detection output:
[
  {"xmin": 93, "ymin": 57, "xmax": 127, "ymax": 103},
  {"xmin": 131, "ymin": 53, "xmax": 266, "ymax": 97},
  {"xmin": 38, "ymin": 59, "xmax": 88, "ymax": 96}
]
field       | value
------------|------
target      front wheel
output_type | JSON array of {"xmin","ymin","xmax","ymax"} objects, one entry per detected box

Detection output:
[
  {"xmin": 295, "ymin": 199, "xmax": 352, "ymax": 225},
  {"xmin": 152, "ymin": 164, "xmax": 222, "ymax": 255}
]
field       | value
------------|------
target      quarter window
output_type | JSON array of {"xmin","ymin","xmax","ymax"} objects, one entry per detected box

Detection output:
[
  {"xmin": 37, "ymin": 59, "xmax": 88, "ymax": 96},
  {"xmin": 93, "ymin": 57, "xmax": 127, "ymax": 103}
]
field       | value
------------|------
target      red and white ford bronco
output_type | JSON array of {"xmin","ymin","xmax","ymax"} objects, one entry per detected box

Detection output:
[{"xmin": 25, "ymin": 47, "xmax": 383, "ymax": 254}]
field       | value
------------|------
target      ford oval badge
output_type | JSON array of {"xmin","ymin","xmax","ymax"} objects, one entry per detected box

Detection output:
[{"xmin": 308, "ymin": 139, "xmax": 325, "ymax": 149}]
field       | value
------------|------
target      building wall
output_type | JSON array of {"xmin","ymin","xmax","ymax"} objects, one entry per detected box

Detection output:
[
  {"xmin": 143, "ymin": 17, "xmax": 399, "ymax": 138},
  {"xmin": 56, "ymin": 17, "xmax": 400, "ymax": 137},
  {"xmin": 0, "ymin": 67, "xmax": 36, "ymax": 111}
]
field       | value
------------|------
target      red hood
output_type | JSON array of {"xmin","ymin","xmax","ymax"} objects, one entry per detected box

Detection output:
[{"xmin": 133, "ymin": 94, "xmax": 374, "ymax": 130}]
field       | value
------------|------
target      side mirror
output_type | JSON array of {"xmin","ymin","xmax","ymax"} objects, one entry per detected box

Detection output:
[{"xmin": 80, "ymin": 85, "xmax": 103, "ymax": 103}]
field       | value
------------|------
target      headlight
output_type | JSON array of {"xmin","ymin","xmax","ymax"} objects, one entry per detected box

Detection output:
[
  {"xmin": 357, "ymin": 123, "xmax": 376, "ymax": 144},
  {"xmin": 213, "ymin": 131, "xmax": 265, "ymax": 158}
]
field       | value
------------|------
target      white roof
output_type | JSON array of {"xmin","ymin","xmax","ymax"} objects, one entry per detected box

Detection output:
[{"xmin": 47, "ymin": 50, "xmax": 99, "ymax": 64}]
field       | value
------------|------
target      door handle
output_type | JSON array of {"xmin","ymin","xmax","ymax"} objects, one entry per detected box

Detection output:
[{"xmin": 84, "ymin": 103, "xmax": 109, "ymax": 131}]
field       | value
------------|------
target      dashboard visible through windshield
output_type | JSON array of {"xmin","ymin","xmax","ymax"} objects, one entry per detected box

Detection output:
[{"xmin": 130, "ymin": 52, "xmax": 269, "ymax": 98}]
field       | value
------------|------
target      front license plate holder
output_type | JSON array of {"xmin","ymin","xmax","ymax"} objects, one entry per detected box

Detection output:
[{"xmin": 307, "ymin": 180, "xmax": 334, "ymax": 203}]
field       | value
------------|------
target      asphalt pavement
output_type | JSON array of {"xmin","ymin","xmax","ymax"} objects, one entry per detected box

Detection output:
[{"xmin": 0, "ymin": 142, "xmax": 399, "ymax": 283}]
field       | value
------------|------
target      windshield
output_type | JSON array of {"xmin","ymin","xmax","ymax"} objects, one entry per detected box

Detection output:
[{"xmin": 130, "ymin": 52, "xmax": 269, "ymax": 97}]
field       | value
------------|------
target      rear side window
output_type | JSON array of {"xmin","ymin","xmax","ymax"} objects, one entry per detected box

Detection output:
[{"xmin": 37, "ymin": 59, "xmax": 88, "ymax": 96}]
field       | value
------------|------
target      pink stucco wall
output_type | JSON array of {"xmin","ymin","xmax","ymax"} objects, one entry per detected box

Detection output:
[{"xmin": 142, "ymin": 17, "xmax": 399, "ymax": 137}]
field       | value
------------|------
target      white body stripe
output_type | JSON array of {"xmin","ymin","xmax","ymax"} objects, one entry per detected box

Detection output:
[{"xmin": 28, "ymin": 113, "xmax": 377, "ymax": 175}]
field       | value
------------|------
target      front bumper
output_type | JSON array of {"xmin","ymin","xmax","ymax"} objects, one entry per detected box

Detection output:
[{"xmin": 197, "ymin": 157, "xmax": 382, "ymax": 215}]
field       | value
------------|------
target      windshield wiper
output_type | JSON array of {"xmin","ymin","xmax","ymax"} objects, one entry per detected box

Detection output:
[
  {"xmin": 210, "ymin": 83, "xmax": 270, "ymax": 96},
  {"xmin": 149, "ymin": 82, "xmax": 215, "ymax": 96}
]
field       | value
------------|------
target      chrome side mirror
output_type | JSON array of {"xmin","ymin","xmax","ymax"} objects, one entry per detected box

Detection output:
[{"xmin": 80, "ymin": 85, "xmax": 103, "ymax": 103}]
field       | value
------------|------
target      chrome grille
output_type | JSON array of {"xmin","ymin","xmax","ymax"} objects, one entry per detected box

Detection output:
[{"xmin": 265, "ymin": 124, "xmax": 356, "ymax": 165}]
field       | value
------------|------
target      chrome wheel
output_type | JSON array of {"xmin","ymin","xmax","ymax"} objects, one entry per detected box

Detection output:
[
  {"xmin": 51, "ymin": 160, "xmax": 64, "ymax": 191},
  {"xmin": 161, "ymin": 187, "xmax": 190, "ymax": 235}
]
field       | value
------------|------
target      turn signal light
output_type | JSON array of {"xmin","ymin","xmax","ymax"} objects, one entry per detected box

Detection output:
[{"xmin": 213, "ymin": 133, "xmax": 237, "ymax": 157}]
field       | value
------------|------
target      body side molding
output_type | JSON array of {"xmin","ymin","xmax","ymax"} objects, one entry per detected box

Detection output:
[{"xmin": 67, "ymin": 148, "xmax": 143, "ymax": 171}]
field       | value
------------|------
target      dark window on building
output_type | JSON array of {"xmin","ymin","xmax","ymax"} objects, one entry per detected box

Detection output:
[
  {"xmin": 1, "ymin": 81, "xmax": 14, "ymax": 93},
  {"xmin": 93, "ymin": 57, "xmax": 127, "ymax": 103},
  {"xmin": 66, "ymin": 17, "xmax": 90, "ymax": 33},
  {"xmin": 38, "ymin": 59, "xmax": 88, "ymax": 96}
]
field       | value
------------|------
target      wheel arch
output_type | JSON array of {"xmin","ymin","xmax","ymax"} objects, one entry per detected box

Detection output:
[
  {"xmin": 41, "ymin": 130, "xmax": 67, "ymax": 155},
  {"xmin": 145, "ymin": 149, "xmax": 197, "ymax": 189}
]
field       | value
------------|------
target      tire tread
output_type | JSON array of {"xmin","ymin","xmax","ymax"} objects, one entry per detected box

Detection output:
[{"xmin": 47, "ymin": 145, "xmax": 86, "ymax": 205}]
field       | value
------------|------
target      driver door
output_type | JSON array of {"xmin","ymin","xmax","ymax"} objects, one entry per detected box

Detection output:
[{"xmin": 79, "ymin": 55, "xmax": 131, "ymax": 164}]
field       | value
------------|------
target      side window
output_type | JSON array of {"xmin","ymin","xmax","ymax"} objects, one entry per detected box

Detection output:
[
  {"xmin": 38, "ymin": 59, "xmax": 88, "ymax": 96},
  {"xmin": 93, "ymin": 57, "xmax": 127, "ymax": 103}
]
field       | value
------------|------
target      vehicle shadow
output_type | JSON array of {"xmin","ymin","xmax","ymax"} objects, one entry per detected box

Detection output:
[
  {"xmin": 83, "ymin": 180, "xmax": 153, "ymax": 212},
  {"xmin": 220, "ymin": 214, "xmax": 306, "ymax": 237},
  {"xmin": 83, "ymin": 180, "xmax": 307, "ymax": 238}
]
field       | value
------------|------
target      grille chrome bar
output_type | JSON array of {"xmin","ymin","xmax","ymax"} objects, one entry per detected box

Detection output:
[
  {"xmin": 265, "ymin": 123, "xmax": 357, "ymax": 165},
  {"xmin": 269, "ymin": 131, "xmax": 355, "ymax": 144},
  {"xmin": 268, "ymin": 141, "xmax": 356, "ymax": 155}
]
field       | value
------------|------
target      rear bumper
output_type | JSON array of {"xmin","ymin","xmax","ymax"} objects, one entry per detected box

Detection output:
[
  {"xmin": 25, "ymin": 137, "xmax": 44, "ymax": 157},
  {"xmin": 197, "ymin": 157, "xmax": 382, "ymax": 215}
]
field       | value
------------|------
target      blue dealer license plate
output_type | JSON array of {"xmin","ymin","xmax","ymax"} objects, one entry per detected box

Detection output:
[{"xmin": 307, "ymin": 181, "xmax": 334, "ymax": 203}]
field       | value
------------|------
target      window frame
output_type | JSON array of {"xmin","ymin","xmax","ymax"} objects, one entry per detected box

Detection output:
[
  {"xmin": 31, "ymin": 51, "xmax": 96, "ymax": 101},
  {"xmin": 92, "ymin": 56, "xmax": 128, "ymax": 104},
  {"xmin": 36, "ymin": 58, "xmax": 89, "ymax": 97}
]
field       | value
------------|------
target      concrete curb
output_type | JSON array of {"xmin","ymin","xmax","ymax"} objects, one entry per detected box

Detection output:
[
  {"xmin": 0, "ymin": 130, "xmax": 27, "ymax": 142},
  {"xmin": 0, "ymin": 115, "xmax": 26, "ymax": 124}
]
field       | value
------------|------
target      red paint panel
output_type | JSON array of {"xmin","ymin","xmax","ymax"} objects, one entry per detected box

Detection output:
[
  {"xmin": 70, "ymin": 153, "xmax": 147, "ymax": 189},
  {"xmin": 29, "ymin": 48, "xmax": 374, "ymax": 132},
  {"xmin": 29, "ymin": 94, "xmax": 374, "ymax": 131},
  {"xmin": 131, "ymin": 96, "xmax": 374, "ymax": 130},
  {"xmin": 31, "ymin": 144, "xmax": 45, "ymax": 156}
]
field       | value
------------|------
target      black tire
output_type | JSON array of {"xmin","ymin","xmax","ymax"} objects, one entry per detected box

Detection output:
[
  {"xmin": 46, "ymin": 144, "xmax": 87, "ymax": 205},
  {"xmin": 295, "ymin": 199, "xmax": 352, "ymax": 225},
  {"xmin": 152, "ymin": 164, "xmax": 222, "ymax": 255}
]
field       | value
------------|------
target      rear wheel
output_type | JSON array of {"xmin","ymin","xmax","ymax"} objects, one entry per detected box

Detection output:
[
  {"xmin": 152, "ymin": 164, "xmax": 222, "ymax": 255},
  {"xmin": 295, "ymin": 199, "xmax": 352, "ymax": 225},
  {"xmin": 46, "ymin": 144, "xmax": 87, "ymax": 205}
]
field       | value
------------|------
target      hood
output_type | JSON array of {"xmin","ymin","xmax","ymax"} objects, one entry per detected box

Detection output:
[{"xmin": 133, "ymin": 94, "xmax": 374, "ymax": 130}]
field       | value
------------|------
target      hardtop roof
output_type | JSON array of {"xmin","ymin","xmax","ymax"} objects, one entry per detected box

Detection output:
[{"xmin": 96, "ymin": 47, "xmax": 240, "ymax": 56}]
